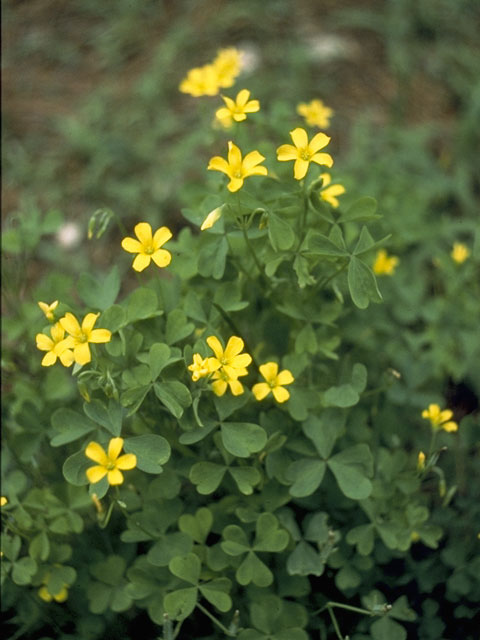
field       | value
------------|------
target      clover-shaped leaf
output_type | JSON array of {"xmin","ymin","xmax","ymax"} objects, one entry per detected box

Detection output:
[
  {"xmin": 221, "ymin": 525, "xmax": 250, "ymax": 555},
  {"xmin": 229, "ymin": 466, "xmax": 262, "ymax": 495},
  {"xmin": 163, "ymin": 586, "xmax": 197, "ymax": 620},
  {"xmin": 236, "ymin": 550, "xmax": 273, "ymax": 587},
  {"xmin": 169, "ymin": 553, "xmax": 201, "ymax": 585},
  {"xmin": 254, "ymin": 513, "xmax": 289, "ymax": 552},
  {"xmin": 178, "ymin": 507, "xmax": 213, "ymax": 544},
  {"xmin": 199, "ymin": 577, "xmax": 232, "ymax": 612},
  {"xmin": 221, "ymin": 422, "xmax": 267, "ymax": 458},
  {"xmin": 327, "ymin": 444, "xmax": 373, "ymax": 500},
  {"xmin": 189, "ymin": 462, "xmax": 226, "ymax": 495},
  {"xmin": 287, "ymin": 459, "xmax": 326, "ymax": 497}
]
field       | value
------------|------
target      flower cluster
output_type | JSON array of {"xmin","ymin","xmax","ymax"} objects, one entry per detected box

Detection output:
[
  {"xmin": 215, "ymin": 88, "xmax": 260, "ymax": 128},
  {"xmin": 373, "ymin": 249, "xmax": 399, "ymax": 276},
  {"xmin": 188, "ymin": 335, "xmax": 294, "ymax": 402},
  {"xmin": 451, "ymin": 242, "xmax": 470, "ymax": 264},
  {"xmin": 36, "ymin": 312, "xmax": 111, "ymax": 367},
  {"xmin": 179, "ymin": 48, "xmax": 242, "ymax": 97},
  {"xmin": 297, "ymin": 99, "xmax": 333, "ymax": 128},
  {"xmin": 422, "ymin": 404, "xmax": 458, "ymax": 432}
]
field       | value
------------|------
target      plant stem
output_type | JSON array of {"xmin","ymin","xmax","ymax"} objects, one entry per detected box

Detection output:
[
  {"xmin": 212, "ymin": 303, "xmax": 259, "ymax": 369},
  {"xmin": 317, "ymin": 261, "xmax": 348, "ymax": 291},
  {"xmin": 327, "ymin": 605, "xmax": 345, "ymax": 640},
  {"xmin": 196, "ymin": 602, "xmax": 236, "ymax": 637},
  {"xmin": 241, "ymin": 224, "xmax": 263, "ymax": 275}
]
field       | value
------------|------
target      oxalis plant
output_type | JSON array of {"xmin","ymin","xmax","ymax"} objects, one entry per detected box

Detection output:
[{"xmin": 2, "ymin": 48, "xmax": 459, "ymax": 640}]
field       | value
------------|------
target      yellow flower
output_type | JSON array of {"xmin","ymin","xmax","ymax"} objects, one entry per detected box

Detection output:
[
  {"xmin": 211, "ymin": 366, "xmax": 246, "ymax": 397},
  {"xmin": 38, "ymin": 583, "xmax": 69, "ymax": 603},
  {"xmin": 319, "ymin": 173, "xmax": 346, "ymax": 208},
  {"xmin": 0, "ymin": 496, "xmax": 7, "ymax": 507},
  {"xmin": 121, "ymin": 222, "xmax": 172, "ymax": 272},
  {"xmin": 206, "ymin": 335, "xmax": 252, "ymax": 376},
  {"xmin": 188, "ymin": 353, "xmax": 212, "ymax": 381},
  {"xmin": 297, "ymin": 99, "xmax": 334, "ymax": 128},
  {"xmin": 179, "ymin": 64, "xmax": 219, "ymax": 97},
  {"xmin": 85, "ymin": 437, "xmax": 137, "ymax": 485},
  {"xmin": 277, "ymin": 127, "xmax": 333, "ymax": 180},
  {"xmin": 451, "ymin": 242, "xmax": 470, "ymax": 264},
  {"xmin": 213, "ymin": 47, "xmax": 242, "ymax": 88},
  {"xmin": 373, "ymin": 249, "xmax": 399, "ymax": 275},
  {"xmin": 201, "ymin": 205, "xmax": 224, "ymax": 231},
  {"xmin": 252, "ymin": 362, "xmax": 294, "ymax": 403},
  {"xmin": 417, "ymin": 451, "xmax": 426, "ymax": 471},
  {"xmin": 208, "ymin": 141, "xmax": 267, "ymax": 192},
  {"xmin": 36, "ymin": 323, "xmax": 75, "ymax": 367},
  {"xmin": 216, "ymin": 89, "xmax": 260, "ymax": 123},
  {"xmin": 38, "ymin": 300, "xmax": 59, "ymax": 321},
  {"xmin": 59, "ymin": 312, "xmax": 111, "ymax": 366},
  {"xmin": 422, "ymin": 404, "xmax": 458, "ymax": 432},
  {"xmin": 214, "ymin": 110, "xmax": 234, "ymax": 129}
]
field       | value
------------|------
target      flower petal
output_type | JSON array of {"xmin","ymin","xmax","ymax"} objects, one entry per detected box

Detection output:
[
  {"xmin": 442, "ymin": 421, "xmax": 458, "ymax": 432},
  {"xmin": 89, "ymin": 329, "xmax": 112, "ymax": 344},
  {"xmin": 227, "ymin": 141, "xmax": 242, "ymax": 167},
  {"xmin": 201, "ymin": 207, "xmax": 223, "ymax": 231},
  {"xmin": 208, "ymin": 156, "xmax": 230, "ymax": 175},
  {"xmin": 252, "ymin": 382, "xmax": 271, "ymax": 401},
  {"xmin": 320, "ymin": 173, "xmax": 331, "ymax": 187},
  {"xmin": 36, "ymin": 333, "xmax": 54, "ymax": 351},
  {"xmin": 134, "ymin": 222, "xmax": 153, "ymax": 245},
  {"xmin": 277, "ymin": 369, "xmax": 294, "ymax": 385},
  {"xmin": 216, "ymin": 107, "xmax": 232, "ymax": 120},
  {"xmin": 132, "ymin": 253, "xmax": 151, "ymax": 272},
  {"xmin": 222, "ymin": 95, "xmax": 236, "ymax": 110},
  {"xmin": 224, "ymin": 336, "xmax": 245, "ymax": 358},
  {"xmin": 311, "ymin": 152, "xmax": 334, "ymax": 168},
  {"xmin": 86, "ymin": 466, "xmax": 107, "ymax": 483},
  {"xmin": 227, "ymin": 177, "xmax": 244, "ymax": 192},
  {"xmin": 108, "ymin": 437, "xmax": 124, "ymax": 461},
  {"xmin": 85, "ymin": 441, "xmax": 109, "ymax": 464},
  {"xmin": 236, "ymin": 89, "xmax": 250, "ymax": 105},
  {"xmin": 294, "ymin": 159, "xmax": 309, "ymax": 180},
  {"xmin": 74, "ymin": 342, "xmax": 91, "ymax": 365},
  {"xmin": 207, "ymin": 336, "xmax": 224, "ymax": 360},
  {"xmin": 212, "ymin": 379, "xmax": 227, "ymax": 396},
  {"xmin": 58, "ymin": 349, "xmax": 74, "ymax": 367},
  {"xmin": 277, "ymin": 144, "xmax": 298, "ymax": 161},
  {"xmin": 41, "ymin": 352, "xmax": 57, "ymax": 366},
  {"xmin": 272, "ymin": 386, "xmax": 290, "ymax": 403},
  {"xmin": 107, "ymin": 469, "xmax": 124, "ymax": 485},
  {"xmin": 243, "ymin": 150, "xmax": 266, "ymax": 172},
  {"xmin": 259, "ymin": 362, "xmax": 278, "ymax": 381},
  {"xmin": 121, "ymin": 237, "xmax": 143, "ymax": 253},
  {"xmin": 243, "ymin": 100, "xmax": 260, "ymax": 113},
  {"xmin": 82, "ymin": 313, "xmax": 100, "ymax": 334},
  {"xmin": 232, "ymin": 112, "xmax": 247, "ymax": 122},
  {"xmin": 153, "ymin": 226, "xmax": 173, "ymax": 248},
  {"xmin": 228, "ymin": 379, "xmax": 245, "ymax": 396},
  {"xmin": 60, "ymin": 312, "xmax": 82, "ymax": 338},
  {"xmin": 151, "ymin": 249, "xmax": 172, "ymax": 268},
  {"xmin": 116, "ymin": 453, "xmax": 137, "ymax": 470},
  {"xmin": 290, "ymin": 128, "xmax": 308, "ymax": 149},
  {"xmin": 439, "ymin": 409, "xmax": 453, "ymax": 423},
  {"xmin": 309, "ymin": 132, "xmax": 330, "ymax": 153},
  {"xmin": 50, "ymin": 323, "xmax": 65, "ymax": 343},
  {"xmin": 231, "ymin": 353, "xmax": 252, "ymax": 369}
]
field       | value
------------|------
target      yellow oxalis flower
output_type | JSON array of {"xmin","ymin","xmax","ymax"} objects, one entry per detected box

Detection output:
[
  {"xmin": 179, "ymin": 64, "xmax": 219, "ymax": 97},
  {"xmin": 36, "ymin": 322, "xmax": 75, "ymax": 367},
  {"xmin": 121, "ymin": 222, "xmax": 173, "ymax": 272},
  {"xmin": 38, "ymin": 582, "xmax": 68, "ymax": 603},
  {"xmin": 373, "ymin": 249, "xmax": 399, "ymax": 276},
  {"xmin": 201, "ymin": 205, "xmax": 224, "ymax": 231},
  {"xmin": 205, "ymin": 335, "xmax": 251, "ymax": 396},
  {"xmin": 451, "ymin": 242, "xmax": 470, "ymax": 264},
  {"xmin": 213, "ymin": 47, "xmax": 242, "ymax": 88},
  {"xmin": 422, "ymin": 404, "xmax": 458, "ymax": 432},
  {"xmin": 38, "ymin": 300, "xmax": 58, "ymax": 321},
  {"xmin": 297, "ymin": 99, "xmax": 334, "ymax": 128},
  {"xmin": 85, "ymin": 437, "xmax": 137, "ymax": 485},
  {"xmin": 277, "ymin": 127, "xmax": 333, "ymax": 180},
  {"xmin": 188, "ymin": 353, "xmax": 212, "ymax": 381},
  {"xmin": 208, "ymin": 141, "xmax": 267, "ymax": 192},
  {"xmin": 319, "ymin": 173, "xmax": 346, "ymax": 208},
  {"xmin": 0, "ymin": 496, "xmax": 7, "ymax": 507},
  {"xmin": 216, "ymin": 89, "xmax": 260, "ymax": 123},
  {"xmin": 252, "ymin": 362, "xmax": 294, "ymax": 403},
  {"xmin": 60, "ymin": 313, "xmax": 111, "ymax": 366},
  {"xmin": 211, "ymin": 367, "xmax": 246, "ymax": 397},
  {"xmin": 417, "ymin": 451, "xmax": 426, "ymax": 471}
]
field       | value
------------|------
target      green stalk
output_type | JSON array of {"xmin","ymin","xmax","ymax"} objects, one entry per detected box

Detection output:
[{"xmin": 196, "ymin": 602, "xmax": 237, "ymax": 637}]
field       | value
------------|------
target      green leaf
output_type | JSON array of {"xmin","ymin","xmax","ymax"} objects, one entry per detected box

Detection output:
[
  {"xmin": 254, "ymin": 513, "xmax": 289, "ymax": 552},
  {"xmin": 166, "ymin": 309, "xmax": 194, "ymax": 345},
  {"xmin": 293, "ymin": 255, "xmax": 316, "ymax": 288},
  {"xmin": 124, "ymin": 434, "xmax": 171, "ymax": 473},
  {"xmin": 169, "ymin": 553, "xmax": 201, "ymax": 585},
  {"xmin": 268, "ymin": 211, "xmax": 295, "ymax": 251},
  {"xmin": 178, "ymin": 508, "xmax": 213, "ymax": 544},
  {"xmin": 63, "ymin": 451, "xmax": 90, "ymax": 486},
  {"xmin": 77, "ymin": 266, "xmax": 120, "ymax": 310},
  {"xmin": 221, "ymin": 422, "xmax": 267, "ymax": 458},
  {"xmin": 351, "ymin": 363, "xmax": 367, "ymax": 393},
  {"xmin": 164, "ymin": 586, "xmax": 197, "ymax": 620},
  {"xmin": 346, "ymin": 524, "xmax": 375, "ymax": 555},
  {"xmin": 100, "ymin": 304, "xmax": 126, "ymax": 333},
  {"xmin": 304, "ymin": 512, "xmax": 330, "ymax": 543},
  {"xmin": 126, "ymin": 288, "xmax": 158, "ymax": 322},
  {"xmin": 287, "ymin": 541, "xmax": 325, "ymax": 577},
  {"xmin": 198, "ymin": 236, "xmax": 228, "ymax": 280},
  {"xmin": 189, "ymin": 462, "xmax": 226, "ymax": 494},
  {"xmin": 154, "ymin": 381, "xmax": 191, "ymax": 418},
  {"xmin": 148, "ymin": 343, "xmax": 171, "ymax": 380},
  {"xmin": 338, "ymin": 196, "xmax": 379, "ymax": 222},
  {"xmin": 348, "ymin": 256, "xmax": 382, "ymax": 309},
  {"xmin": 237, "ymin": 551, "xmax": 272, "ymax": 587},
  {"xmin": 120, "ymin": 385, "xmax": 151, "ymax": 414},
  {"xmin": 214, "ymin": 393, "xmax": 249, "ymax": 421},
  {"xmin": 288, "ymin": 459, "xmax": 326, "ymax": 497},
  {"xmin": 50, "ymin": 408, "xmax": 96, "ymax": 446},
  {"xmin": 11, "ymin": 557, "xmax": 37, "ymax": 585},
  {"xmin": 370, "ymin": 617, "xmax": 407, "ymax": 640},
  {"xmin": 306, "ymin": 231, "xmax": 349, "ymax": 256},
  {"xmin": 147, "ymin": 533, "xmax": 193, "ymax": 567},
  {"xmin": 323, "ymin": 383, "xmax": 359, "ymax": 408},
  {"xmin": 303, "ymin": 413, "xmax": 342, "ymax": 458},
  {"xmin": 221, "ymin": 525, "xmax": 250, "ymax": 555},
  {"xmin": 229, "ymin": 467, "xmax": 262, "ymax": 495},
  {"xmin": 328, "ymin": 444, "xmax": 373, "ymax": 500},
  {"xmin": 199, "ymin": 578, "xmax": 232, "ymax": 612},
  {"xmin": 28, "ymin": 531, "xmax": 50, "ymax": 562},
  {"xmin": 83, "ymin": 399, "xmax": 123, "ymax": 436},
  {"xmin": 87, "ymin": 581, "xmax": 111, "ymax": 614},
  {"xmin": 352, "ymin": 226, "xmax": 375, "ymax": 255},
  {"xmin": 90, "ymin": 555, "xmax": 126, "ymax": 585}
]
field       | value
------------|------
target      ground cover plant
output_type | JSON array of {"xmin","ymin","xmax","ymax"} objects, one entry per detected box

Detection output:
[{"xmin": 2, "ymin": 2, "xmax": 480, "ymax": 639}]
